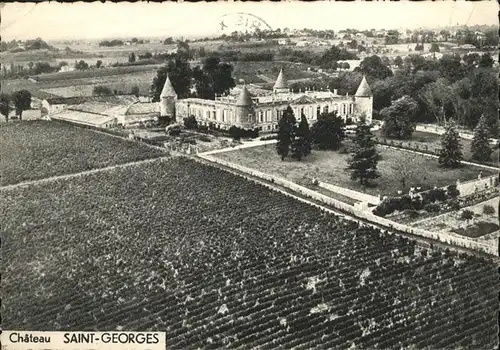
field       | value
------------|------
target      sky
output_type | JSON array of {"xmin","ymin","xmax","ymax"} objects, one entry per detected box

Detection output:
[{"xmin": 1, "ymin": 1, "xmax": 498, "ymax": 41}]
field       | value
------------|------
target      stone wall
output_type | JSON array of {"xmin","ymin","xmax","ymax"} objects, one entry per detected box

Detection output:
[
  {"xmin": 318, "ymin": 181, "xmax": 381, "ymax": 205},
  {"xmin": 416, "ymin": 124, "xmax": 499, "ymax": 145},
  {"xmin": 457, "ymin": 175, "xmax": 499, "ymax": 197}
]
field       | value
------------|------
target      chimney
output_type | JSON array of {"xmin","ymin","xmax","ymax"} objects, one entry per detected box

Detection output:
[{"xmin": 333, "ymin": 89, "xmax": 338, "ymax": 95}]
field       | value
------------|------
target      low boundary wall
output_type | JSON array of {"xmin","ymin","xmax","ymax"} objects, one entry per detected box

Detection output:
[
  {"xmin": 318, "ymin": 181, "xmax": 380, "ymax": 205},
  {"xmin": 200, "ymin": 153, "xmax": 498, "ymax": 256}
]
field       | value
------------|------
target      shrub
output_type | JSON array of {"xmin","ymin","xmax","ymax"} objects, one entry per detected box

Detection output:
[
  {"xmin": 405, "ymin": 210, "xmax": 420, "ymax": 219},
  {"xmin": 400, "ymin": 195, "xmax": 412, "ymax": 210},
  {"xmin": 483, "ymin": 204, "xmax": 495, "ymax": 216},
  {"xmin": 446, "ymin": 184, "xmax": 460, "ymax": 198},
  {"xmin": 449, "ymin": 200, "xmax": 461, "ymax": 211},
  {"xmin": 183, "ymin": 115, "xmax": 198, "ymax": 130},
  {"xmin": 424, "ymin": 203, "xmax": 441, "ymax": 213},
  {"xmin": 460, "ymin": 209, "xmax": 475, "ymax": 222},
  {"xmin": 198, "ymin": 135, "xmax": 212, "ymax": 143},
  {"xmin": 411, "ymin": 196, "xmax": 424, "ymax": 210},
  {"xmin": 428, "ymin": 188, "xmax": 447, "ymax": 202}
]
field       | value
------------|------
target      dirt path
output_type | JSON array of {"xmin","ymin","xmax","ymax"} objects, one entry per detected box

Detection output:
[{"xmin": 0, "ymin": 156, "xmax": 170, "ymax": 191}]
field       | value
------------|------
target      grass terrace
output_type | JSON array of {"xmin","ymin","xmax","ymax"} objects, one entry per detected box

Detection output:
[
  {"xmin": 1, "ymin": 158, "xmax": 497, "ymax": 348},
  {"xmin": 212, "ymin": 143, "xmax": 495, "ymax": 197},
  {"xmin": 373, "ymin": 130, "xmax": 500, "ymax": 168},
  {"xmin": 0, "ymin": 120, "xmax": 165, "ymax": 186}
]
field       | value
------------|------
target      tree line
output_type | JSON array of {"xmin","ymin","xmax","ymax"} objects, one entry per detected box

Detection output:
[{"xmin": 0, "ymin": 90, "xmax": 32, "ymax": 121}]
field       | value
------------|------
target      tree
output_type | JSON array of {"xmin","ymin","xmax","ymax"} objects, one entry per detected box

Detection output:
[
  {"xmin": 276, "ymin": 106, "xmax": 296, "ymax": 160},
  {"xmin": 193, "ymin": 56, "xmax": 235, "ymax": 100},
  {"xmin": 93, "ymin": 85, "xmax": 113, "ymax": 96},
  {"xmin": 394, "ymin": 56, "xmax": 403, "ymax": 68},
  {"xmin": 298, "ymin": 114, "xmax": 312, "ymax": 157},
  {"xmin": 151, "ymin": 56, "xmax": 192, "ymax": 100},
  {"xmin": 470, "ymin": 114, "xmax": 492, "ymax": 162},
  {"xmin": 0, "ymin": 93, "xmax": 11, "ymax": 121},
  {"xmin": 354, "ymin": 55, "xmax": 393, "ymax": 80},
  {"xmin": 483, "ymin": 204, "xmax": 495, "ymax": 217},
  {"xmin": 311, "ymin": 111, "xmax": 345, "ymax": 150},
  {"xmin": 438, "ymin": 120, "xmax": 463, "ymax": 168},
  {"xmin": 478, "ymin": 53, "xmax": 494, "ymax": 68},
  {"xmin": 460, "ymin": 209, "xmax": 474, "ymax": 224},
  {"xmin": 96, "ymin": 60, "xmax": 103, "ymax": 69},
  {"xmin": 429, "ymin": 42, "xmax": 440, "ymax": 53},
  {"xmin": 341, "ymin": 62, "xmax": 350, "ymax": 71},
  {"xmin": 380, "ymin": 95, "xmax": 418, "ymax": 139},
  {"xmin": 130, "ymin": 85, "xmax": 140, "ymax": 97},
  {"xmin": 75, "ymin": 60, "xmax": 89, "ymax": 70},
  {"xmin": 291, "ymin": 114, "xmax": 311, "ymax": 160},
  {"xmin": 390, "ymin": 152, "xmax": 421, "ymax": 190},
  {"xmin": 347, "ymin": 117, "xmax": 381, "ymax": 186},
  {"xmin": 12, "ymin": 90, "xmax": 31, "ymax": 120},
  {"xmin": 128, "ymin": 52, "xmax": 136, "ymax": 63}
]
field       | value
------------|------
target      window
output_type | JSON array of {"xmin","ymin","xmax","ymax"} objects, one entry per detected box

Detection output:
[
  {"xmin": 324, "ymin": 105, "xmax": 329, "ymax": 113},
  {"xmin": 342, "ymin": 104, "xmax": 346, "ymax": 115},
  {"xmin": 349, "ymin": 104, "xmax": 354, "ymax": 114},
  {"xmin": 259, "ymin": 111, "xmax": 263, "ymax": 123},
  {"xmin": 316, "ymin": 106, "xmax": 321, "ymax": 116}
]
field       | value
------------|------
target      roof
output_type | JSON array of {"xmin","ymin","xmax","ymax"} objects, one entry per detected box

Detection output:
[
  {"xmin": 69, "ymin": 102, "xmax": 129, "ymax": 116},
  {"xmin": 273, "ymin": 69, "xmax": 289, "ymax": 90},
  {"xmin": 235, "ymin": 86, "xmax": 253, "ymax": 107},
  {"xmin": 51, "ymin": 110, "xmax": 117, "ymax": 127},
  {"xmin": 355, "ymin": 76, "xmax": 372, "ymax": 97},
  {"xmin": 126, "ymin": 102, "xmax": 159, "ymax": 115},
  {"xmin": 45, "ymin": 96, "xmax": 90, "ymax": 105},
  {"xmin": 45, "ymin": 95, "xmax": 138, "ymax": 106},
  {"xmin": 292, "ymin": 95, "xmax": 316, "ymax": 105},
  {"xmin": 160, "ymin": 75, "xmax": 177, "ymax": 97}
]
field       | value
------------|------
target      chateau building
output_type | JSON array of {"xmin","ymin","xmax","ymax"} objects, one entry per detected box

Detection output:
[{"xmin": 160, "ymin": 69, "xmax": 373, "ymax": 131}]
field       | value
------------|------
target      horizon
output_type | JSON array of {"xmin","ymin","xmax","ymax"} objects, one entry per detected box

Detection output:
[{"xmin": 1, "ymin": 1, "xmax": 499, "ymax": 41}]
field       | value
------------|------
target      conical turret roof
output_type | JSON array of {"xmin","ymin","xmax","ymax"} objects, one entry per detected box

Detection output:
[
  {"xmin": 355, "ymin": 76, "xmax": 372, "ymax": 97},
  {"xmin": 161, "ymin": 75, "xmax": 177, "ymax": 98},
  {"xmin": 273, "ymin": 68, "xmax": 288, "ymax": 90},
  {"xmin": 235, "ymin": 85, "xmax": 253, "ymax": 107}
]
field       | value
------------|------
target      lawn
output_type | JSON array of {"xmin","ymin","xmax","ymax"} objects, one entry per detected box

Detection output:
[
  {"xmin": 0, "ymin": 120, "xmax": 165, "ymax": 186},
  {"xmin": 1, "ymin": 158, "xmax": 497, "ymax": 349},
  {"xmin": 212, "ymin": 143, "xmax": 495, "ymax": 196},
  {"xmin": 373, "ymin": 130, "xmax": 500, "ymax": 168}
]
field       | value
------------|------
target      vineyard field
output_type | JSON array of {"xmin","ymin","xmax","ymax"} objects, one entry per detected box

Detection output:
[
  {"xmin": 1, "ymin": 157, "xmax": 498, "ymax": 349},
  {"xmin": 0, "ymin": 121, "xmax": 165, "ymax": 186}
]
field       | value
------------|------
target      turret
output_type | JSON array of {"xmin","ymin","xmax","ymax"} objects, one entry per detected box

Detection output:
[
  {"xmin": 160, "ymin": 75, "xmax": 177, "ymax": 121},
  {"xmin": 354, "ymin": 76, "xmax": 373, "ymax": 124},
  {"xmin": 273, "ymin": 68, "xmax": 289, "ymax": 93},
  {"xmin": 234, "ymin": 85, "xmax": 254, "ymax": 128}
]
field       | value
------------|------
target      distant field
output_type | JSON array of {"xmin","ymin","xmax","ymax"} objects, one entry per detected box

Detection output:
[
  {"xmin": 212, "ymin": 143, "xmax": 494, "ymax": 197},
  {"xmin": 1, "ymin": 157, "xmax": 497, "ymax": 349},
  {"xmin": 0, "ymin": 121, "xmax": 165, "ymax": 186},
  {"xmin": 232, "ymin": 61, "xmax": 320, "ymax": 84},
  {"xmin": 2, "ymin": 68, "xmax": 158, "ymax": 98}
]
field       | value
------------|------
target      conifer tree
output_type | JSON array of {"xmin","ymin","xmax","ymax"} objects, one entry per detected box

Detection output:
[
  {"xmin": 276, "ymin": 106, "xmax": 296, "ymax": 160},
  {"xmin": 291, "ymin": 113, "xmax": 312, "ymax": 160},
  {"xmin": 471, "ymin": 115, "xmax": 492, "ymax": 162},
  {"xmin": 311, "ymin": 111, "xmax": 345, "ymax": 150},
  {"xmin": 438, "ymin": 120, "xmax": 463, "ymax": 168},
  {"xmin": 347, "ymin": 117, "xmax": 381, "ymax": 186}
]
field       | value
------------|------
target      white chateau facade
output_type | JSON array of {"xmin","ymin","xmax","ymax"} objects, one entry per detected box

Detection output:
[{"xmin": 160, "ymin": 69, "xmax": 373, "ymax": 131}]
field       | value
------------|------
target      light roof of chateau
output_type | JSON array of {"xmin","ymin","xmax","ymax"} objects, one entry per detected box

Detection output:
[
  {"xmin": 355, "ymin": 76, "xmax": 372, "ymax": 97},
  {"xmin": 235, "ymin": 85, "xmax": 253, "ymax": 107},
  {"xmin": 273, "ymin": 68, "xmax": 289, "ymax": 90},
  {"xmin": 160, "ymin": 75, "xmax": 177, "ymax": 97}
]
